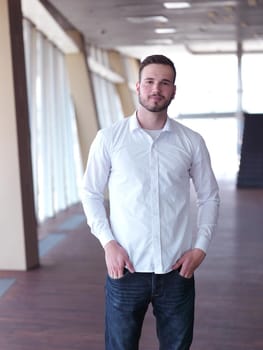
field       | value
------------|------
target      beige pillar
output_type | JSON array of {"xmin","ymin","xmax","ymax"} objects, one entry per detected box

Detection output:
[
  {"xmin": 65, "ymin": 33, "xmax": 99, "ymax": 168},
  {"xmin": 0, "ymin": 0, "xmax": 39, "ymax": 270},
  {"xmin": 108, "ymin": 50, "xmax": 136, "ymax": 117}
]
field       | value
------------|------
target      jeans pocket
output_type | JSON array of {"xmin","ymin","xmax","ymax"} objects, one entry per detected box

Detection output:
[
  {"xmin": 178, "ymin": 273, "xmax": 194, "ymax": 281},
  {"xmin": 108, "ymin": 268, "xmax": 130, "ymax": 281},
  {"xmin": 175, "ymin": 268, "xmax": 194, "ymax": 282}
]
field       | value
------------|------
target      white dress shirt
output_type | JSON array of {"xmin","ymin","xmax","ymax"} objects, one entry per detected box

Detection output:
[{"xmin": 82, "ymin": 113, "xmax": 220, "ymax": 274}]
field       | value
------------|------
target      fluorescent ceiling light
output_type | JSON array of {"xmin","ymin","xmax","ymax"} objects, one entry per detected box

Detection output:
[
  {"xmin": 126, "ymin": 16, "xmax": 168, "ymax": 24},
  {"xmin": 164, "ymin": 1, "xmax": 237, "ymax": 9},
  {"xmin": 163, "ymin": 2, "xmax": 191, "ymax": 9},
  {"xmin": 145, "ymin": 39, "xmax": 174, "ymax": 45},
  {"xmin": 191, "ymin": 1, "xmax": 237, "ymax": 7},
  {"xmin": 155, "ymin": 28, "xmax": 177, "ymax": 34}
]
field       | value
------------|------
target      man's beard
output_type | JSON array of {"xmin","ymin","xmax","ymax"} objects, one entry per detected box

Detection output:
[{"xmin": 138, "ymin": 93, "xmax": 173, "ymax": 113}]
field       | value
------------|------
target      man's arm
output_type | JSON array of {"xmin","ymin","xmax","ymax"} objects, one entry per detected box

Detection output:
[
  {"xmin": 81, "ymin": 131, "xmax": 114, "ymax": 246},
  {"xmin": 82, "ymin": 131, "xmax": 134, "ymax": 277},
  {"xmin": 191, "ymin": 136, "xmax": 220, "ymax": 254},
  {"xmin": 173, "ymin": 136, "xmax": 220, "ymax": 277}
]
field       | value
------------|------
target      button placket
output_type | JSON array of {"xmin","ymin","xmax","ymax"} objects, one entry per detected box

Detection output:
[{"xmin": 150, "ymin": 142, "xmax": 162, "ymax": 271}]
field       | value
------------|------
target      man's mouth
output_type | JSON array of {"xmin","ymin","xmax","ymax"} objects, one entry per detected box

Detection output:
[{"xmin": 150, "ymin": 94, "xmax": 163, "ymax": 101}]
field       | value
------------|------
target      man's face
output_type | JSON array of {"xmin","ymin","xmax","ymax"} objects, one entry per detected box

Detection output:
[{"xmin": 136, "ymin": 64, "xmax": 176, "ymax": 113}]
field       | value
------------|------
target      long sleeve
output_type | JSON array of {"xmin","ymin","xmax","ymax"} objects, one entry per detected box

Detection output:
[
  {"xmin": 81, "ymin": 130, "xmax": 115, "ymax": 247},
  {"xmin": 190, "ymin": 136, "xmax": 220, "ymax": 252},
  {"xmin": 81, "ymin": 116, "xmax": 220, "ymax": 273}
]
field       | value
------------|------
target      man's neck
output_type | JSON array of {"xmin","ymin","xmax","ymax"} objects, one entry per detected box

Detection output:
[{"xmin": 136, "ymin": 109, "xmax": 167, "ymax": 130}]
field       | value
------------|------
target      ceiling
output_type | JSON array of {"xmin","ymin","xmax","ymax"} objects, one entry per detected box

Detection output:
[{"xmin": 43, "ymin": 0, "xmax": 263, "ymax": 58}]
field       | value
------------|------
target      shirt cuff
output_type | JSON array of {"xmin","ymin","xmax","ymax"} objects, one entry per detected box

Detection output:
[
  {"xmin": 98, "ymin": 230, "xmax": 115, "ymax": 248},
  {"xmin": 194, "ymin": 231, "xmax": 211, "ymax": 253}
]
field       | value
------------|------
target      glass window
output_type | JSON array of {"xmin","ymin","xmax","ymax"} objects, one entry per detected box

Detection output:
[
  {"xmin": 168, "ymin": 53, "xmax": 238, "ymax": 116},
  {"xmin": 89, "ymin": 47, "xmax": 123, "ymax": 128},
  {"xmin": 23, "ymin": 19, "xmax": 82, "ymax": 222},
  {"xmin": 242, "ymin": 54, "xmax": 263, "ymax": 113}
]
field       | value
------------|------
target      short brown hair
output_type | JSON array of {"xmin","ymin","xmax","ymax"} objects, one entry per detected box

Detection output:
[{"xmin": 139, "ymin": 54, "xmax": 176, "ymax": 83}]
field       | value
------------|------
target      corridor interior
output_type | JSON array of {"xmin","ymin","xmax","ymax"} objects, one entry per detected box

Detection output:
[{"xmin": 0, "ymin": 118, "xmax": 262, "ymax": 350}]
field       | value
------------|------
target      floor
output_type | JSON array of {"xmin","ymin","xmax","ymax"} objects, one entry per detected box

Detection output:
[{"xmin": 0, "ymin": 179, "xmax": 263, "ymax": 349}]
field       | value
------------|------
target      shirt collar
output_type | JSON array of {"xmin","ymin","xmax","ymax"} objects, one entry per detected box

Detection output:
[
  {"xmin": 129, "ymin": 112, "xmax": 174, "ymax": 133},
  {"xmin": 129, "ymin": 113, "xmax": 141, "ymax": 132}
]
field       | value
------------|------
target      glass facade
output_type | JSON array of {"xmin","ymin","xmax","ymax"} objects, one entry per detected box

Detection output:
[{"xmin": 23, "ymin": 19, "xmax": 82, "ymax": 222}]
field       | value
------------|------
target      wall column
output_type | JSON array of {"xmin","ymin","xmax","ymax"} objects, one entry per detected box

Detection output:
[
  {"xmin": 65, "ymin": 32, "xmax": 99, "ymax": 168},
  {"xmin": 108, "ymin": 50, "xmax": 135, "ymax": 117},
  {"xmin": 0, "ymin": 0, "xmax": 39, "ymax": 270}
]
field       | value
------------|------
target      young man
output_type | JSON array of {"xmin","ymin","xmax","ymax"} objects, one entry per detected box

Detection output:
[{"xmin": 82, "ymin": 54, "xmax": 220, "ymax": 350}]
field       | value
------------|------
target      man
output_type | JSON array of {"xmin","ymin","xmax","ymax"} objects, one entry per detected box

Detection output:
[{"xmin": 82, "ymin": 54, "xmax": 220, "ymax": 350}]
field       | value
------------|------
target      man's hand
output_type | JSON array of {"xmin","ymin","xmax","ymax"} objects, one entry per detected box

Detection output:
[
  {"xmin": 172, "ymin": 248, "xmax": 206, "ymax": 278},
  {"xmin": 104, "ymin": 240, "xmax": 135, "ymax": 279}
]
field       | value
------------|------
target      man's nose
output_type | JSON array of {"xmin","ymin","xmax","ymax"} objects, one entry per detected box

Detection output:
[{"xmin": 152, "ymin": 82, "xmax": 161, "ymax": 93}]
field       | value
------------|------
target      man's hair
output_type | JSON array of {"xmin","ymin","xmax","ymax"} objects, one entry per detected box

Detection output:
[{"xmin": 138, "ymin": 54, "xmax": 176, "ymax": 83}]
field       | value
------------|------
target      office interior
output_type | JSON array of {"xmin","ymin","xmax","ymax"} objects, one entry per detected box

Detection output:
[{"xmin": 0, "ymin": 0, "xmax": 262, "ymax": 349}]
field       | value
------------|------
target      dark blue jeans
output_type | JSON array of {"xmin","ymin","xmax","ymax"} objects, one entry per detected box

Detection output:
[{"xmin": 105, "ymin": 269, "xmax": 195, "ymax": 350}]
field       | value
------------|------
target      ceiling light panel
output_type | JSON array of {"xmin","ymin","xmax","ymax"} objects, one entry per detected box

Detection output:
[
  {"xmin": 155, "ymin": 28, "xmax": 177, "ymax": 34},
  {"xmin": 145, "ymin": 38, "xmax": 174, "ymax": 45},
  {"xmin": 126, "ymin": 16, "xmax": 168, "ymax": 24},
  {"xmin": 163, "ymin": 2, "xmax": 191, "ymax": 9}
]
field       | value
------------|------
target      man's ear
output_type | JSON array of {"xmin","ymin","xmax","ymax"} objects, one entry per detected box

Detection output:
[
  {"xmin": 172, "ymin": 85, "xmax": 176, "ymax": 99},
  {"xmin": 135, "ymin": 81, "xmax": 140, "ymax": 94}
]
